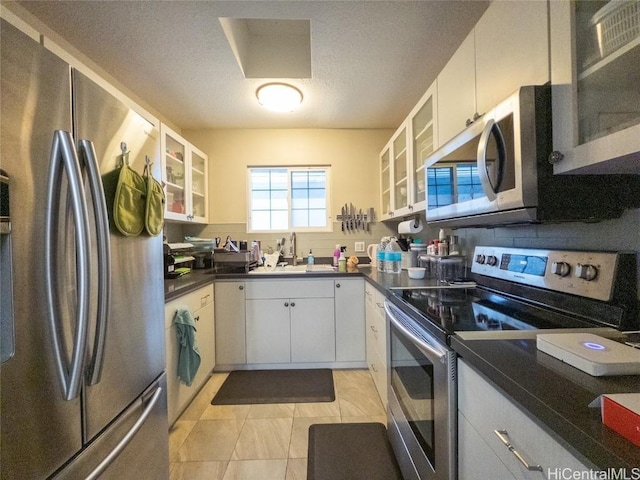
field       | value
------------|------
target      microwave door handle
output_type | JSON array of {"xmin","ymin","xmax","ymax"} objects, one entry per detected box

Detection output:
[
  {"xmin": 45, "ymin": 130, "xmax": 91, "ymax": 401},
  {"xmin": 79, "ymin": 139, "xmax": 111, "ymax": 386},
  {"xmin": 477, "ymin": 119, "xmax": 507, "ymax": 202}
]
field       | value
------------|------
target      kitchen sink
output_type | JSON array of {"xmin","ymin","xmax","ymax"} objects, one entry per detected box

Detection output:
[{"xmin": 249, "ymin": 264, "xmax": 337, "ymax": 274}]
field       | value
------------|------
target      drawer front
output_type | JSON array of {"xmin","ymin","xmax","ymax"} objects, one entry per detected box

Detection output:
[
  {"xmin": 458, "ymin": 360, "xmax": 590, "ymax": 479},
  {"xmin": 245, "ymin": 279, "xmax": 334, "ymax": 299},
  {"xmin": 164, "ymin": 284, "xmax": 214, "ymax": 329}
]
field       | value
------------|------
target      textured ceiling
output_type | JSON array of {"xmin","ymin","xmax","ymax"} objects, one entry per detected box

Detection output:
[{"xmin": 17, "ymin": 0, "xmax": 490, "ymax": 130}]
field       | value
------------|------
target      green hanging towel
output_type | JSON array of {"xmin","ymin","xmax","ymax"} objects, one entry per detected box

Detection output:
[{"xmin": 174, "ymin": 308, "xmax": 201, "ymax": 387}]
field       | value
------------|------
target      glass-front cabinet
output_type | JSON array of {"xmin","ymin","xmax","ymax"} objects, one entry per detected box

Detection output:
[
  {"xmin": 380, "ymin": 144, "xmax": 392, "ymax": 218},
  {"xmin": 550, "ymin": 0, "xmax": 640, "ymax": 174},
  {"xmin": 161, "ymin": 124, "xmax": 209, "ymax": 223},
  {"xmin": 379, "ymin": 82, "xmax": 437, "ymax": 220},
  {"xmin": 392, "ymin": 124, "xmax": 409, "ymax": 214},
  {"xmin": 410, "ymin": 85, "xmax": 437, "ymax": 213}
]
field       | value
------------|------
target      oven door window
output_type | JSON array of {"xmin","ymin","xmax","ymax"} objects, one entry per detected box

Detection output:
[{"xmin": 390, "ymin": 324, "xmax": 436, "ymax": 466}]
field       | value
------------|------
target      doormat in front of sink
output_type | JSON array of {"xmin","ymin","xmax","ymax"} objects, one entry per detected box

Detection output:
[{"xmin": 211, "ymin": 368, "xmax": 335, "ymax": 405}]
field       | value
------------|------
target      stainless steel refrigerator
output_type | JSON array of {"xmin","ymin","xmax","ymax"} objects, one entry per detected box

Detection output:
[{"xmin": 1, "ymin": 18, "xmax": 169, "ymax": 479}]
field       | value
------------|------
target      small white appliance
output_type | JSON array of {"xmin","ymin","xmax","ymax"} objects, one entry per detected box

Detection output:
[{"xmin": 537, "ymin": 333, "xmax": 640, "ymax": 376}]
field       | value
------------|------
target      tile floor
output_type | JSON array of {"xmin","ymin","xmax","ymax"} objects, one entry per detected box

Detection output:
[{"xmin": 168, "ymin": 369, "xmax": 386, "ymax": 480}]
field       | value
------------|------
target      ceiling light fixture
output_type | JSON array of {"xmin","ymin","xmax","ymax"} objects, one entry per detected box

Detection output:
[{"xmin": 256, "ymin": 83, "xmax": 303, "ymax": 112}]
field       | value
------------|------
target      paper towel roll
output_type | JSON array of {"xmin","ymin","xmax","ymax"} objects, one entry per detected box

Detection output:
[{"xmin": 398, "ymin": 218, "xmax": 423, "ymax": 234}]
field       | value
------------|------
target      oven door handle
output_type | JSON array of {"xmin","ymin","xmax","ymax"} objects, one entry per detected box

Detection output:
[{"xmin": 384, "ymin": 301, "xmax": 447, "ymax": 362}]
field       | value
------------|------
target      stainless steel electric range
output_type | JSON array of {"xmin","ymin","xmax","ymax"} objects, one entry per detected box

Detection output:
[{"xmin": 384, "ymin": 246, "xmax": 638, "ymax": 480}]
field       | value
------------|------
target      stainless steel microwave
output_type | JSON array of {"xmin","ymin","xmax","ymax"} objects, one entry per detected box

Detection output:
[{"xmin": 424, "ymin": 85, "xmax": 640, "ymax": 228}]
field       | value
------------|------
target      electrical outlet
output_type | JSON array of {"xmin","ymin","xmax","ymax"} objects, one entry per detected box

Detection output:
[{"xmin": 355, "ymin": 241, "xmax": 365, "ymax": 252}]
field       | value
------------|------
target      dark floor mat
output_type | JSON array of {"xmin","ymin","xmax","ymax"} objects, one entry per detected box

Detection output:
[
  {"xmin": 307, "ymin": 423, "xmax": 403, "ymax": 480},
  {"xmin": 211, "ymin": 369, "xmax": 335, "ymax": 405}
]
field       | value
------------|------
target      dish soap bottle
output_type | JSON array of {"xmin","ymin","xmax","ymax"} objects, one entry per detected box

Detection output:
[
  {"xmin": 338, "ymin": 248, "xmax": 347, "ymax": 272},
  {"xmin": 333, "ymin": 244, "xmax": 341, "ymax": 268},
  {"xmin": 307, "ymin": 249, "xmax": 315, "ymax": 265}
]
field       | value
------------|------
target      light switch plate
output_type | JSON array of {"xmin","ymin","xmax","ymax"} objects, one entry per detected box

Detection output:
[{"xmin": 355, "ymin": 241, "xmax": 365, "ymax": 252}]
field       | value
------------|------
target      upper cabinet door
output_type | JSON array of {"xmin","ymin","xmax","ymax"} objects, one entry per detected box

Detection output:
[
  {"xmin": 160, "ymin": 124, "xmax": 209, "ymax": 223},
  {"xmin": 550, "ymin": 0, "xmax": 640, "ymax": 174},
  {"xmin": 188, "ymin": 144, "xmax": 209, "ymax": 223},
  {"xmin": 437, "ymin": 1, "xmax": 550, "ymax": 147},
  {"xmin": 437, "ymin": 31, "xmax": 476, "ymax": 147},
  {"xmin": 474, "ymin": 0, "xmax": 549, "ymax": 115},
  {"xmin": 380, "ymin": 142, "xmax": 393, "ymax": 219},
  {"xmin": 408, "ymin": 82, "xmax": 438, "ymax": 214}
]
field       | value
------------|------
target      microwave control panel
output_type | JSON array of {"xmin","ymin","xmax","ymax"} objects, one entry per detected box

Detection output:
[{"xmin": 471, "ymin": 246, "xmax": 621, "ymax": 302}]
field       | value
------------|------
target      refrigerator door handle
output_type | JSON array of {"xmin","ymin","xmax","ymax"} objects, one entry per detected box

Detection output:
[
  {"xmin": 45, "ymin": 130, "xmax": 92, "ymax": 401},
  {"xmin": 84, "ymin": 385, "xmax": 163, "ymax": 480},
  {"xmin": 79, "ymin": 139, "xmax": 111, "ymax": 385}
]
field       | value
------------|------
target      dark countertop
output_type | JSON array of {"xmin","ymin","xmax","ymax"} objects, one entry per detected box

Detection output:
[
  {"xmin": 164, "ymin": 263, "xmax": 430, "ymax": 302},
  {"xmin": 164, "ymin": 265, "xmax": 640, "ymax": 468},
  {"xmin": 452, "ymin": 336, "xmax": 640, "ymax": 470}
]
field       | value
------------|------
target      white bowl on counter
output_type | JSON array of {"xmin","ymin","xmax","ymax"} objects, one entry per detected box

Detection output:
[{"xmin": 407, "ymin": 267, "xmax": 426, "ymax": 279}]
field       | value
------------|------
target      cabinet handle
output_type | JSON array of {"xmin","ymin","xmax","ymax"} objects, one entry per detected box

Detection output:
[
  {"xmin": 365, "ymin": 291, "xmax": 372, "ymax": 296},
  {"xmin": 370, "ymin": 363, "xmax": 378, "ymax": 372},
  {"xmin": 336, "ymin": 283, "xmax": 341, "ymax": 288},
  {"xmin": 375, "ymin": 302, "xmax": 384, "ymax": 309},
  {"xmin": 370, "ymin": 325, "xmax": 378, "ymax": 333},
  {"xmin": 284, "ymin": 302, "xmax": 289, "ymax": 307},
  {"xmin": 238, "ymin": 285, "xmax": 244, "ymax": 290},
  {"xmin": 493, "ymin": 430, "xmax": 542, "ymax": 472},
  {"xmin": 194, "ymin": 316, "xmax": 200, "ymax": 322},
  {"xmin": 290, "ymin": 302, "xmax": 295, "ymax": 307}
]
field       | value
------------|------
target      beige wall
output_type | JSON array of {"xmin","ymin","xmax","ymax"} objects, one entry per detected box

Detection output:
[{"xmin": 183, "ymin": 128, "xmax": 393, "ymax": 224}]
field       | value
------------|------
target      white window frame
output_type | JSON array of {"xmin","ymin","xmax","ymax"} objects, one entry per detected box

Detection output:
[{"xmin": 247, "ymin": 166, "xmax": 332, "ymax": 233}]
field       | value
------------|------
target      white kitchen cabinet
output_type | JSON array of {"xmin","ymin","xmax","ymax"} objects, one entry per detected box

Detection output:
[
  {"xmin": 334, "ymin": 278, "xmax": 365, "ymax": 362},
  {"xmin": 246, "ymin": 298, "xmax": 291, "ymax": 364},
  {"xmin": 380, "ymin": 142, "xmax": 393, "ymax": 218},
  {"xmin": 550, "ymin": 0, "xmax": 640, "ymax": 174},
  {"xmin": 407, "ymin": 83, "xmax": 437, "ymax": 213},
  {"xmin": 290, "ymin": 297, "xmax": 335, "ymax": 363},
  {"xmin": 438, "ymin": 1, "xmax": 549, "ymax": 146},
  {"xmin": 458, "ymin": 412, "xmax": 516, "ymax": 480},
  {"xmin": 458, "ymin": 359, "xmax": 591, "ymax": 479},
  {"xmin": 164, "ymin": 284, "xmax": 215, "ymax": 425},
  {"xmin": 380, "ymin": 81, "xmax": 437, "ymax": 219},
  {"xmin": 214, "ymin": 281, "xmax": 246, "ymax": 366},
  {"xmin": 365, "ymin": 281, "xmax": 388, "ymax": 406},
  {"xmin": 160, "ymin": 123, "xmax": 209, "ymax": 223},
  {"xmin": 245, "ymin": 279, "xmax": 335, "ymax": 365}
]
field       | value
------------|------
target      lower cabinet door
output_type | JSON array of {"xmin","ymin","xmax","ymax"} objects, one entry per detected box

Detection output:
[
  {"xmin": 458, "ymin": 411, "xmax": 516, "ymax": 480},
  {"xmin": 246, "ymin": 298, "xmax": 291, "ymax": 364},
  {"xmin": 290, "ymin": 297, "xmax": 335, "ymax": 363}
]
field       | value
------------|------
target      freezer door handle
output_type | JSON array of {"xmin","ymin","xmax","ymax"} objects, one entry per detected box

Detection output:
[
  {"xmin": 45, "ymin": 130, "xmax": 91, "ymax": 401},
  {"xmin": 79, "ymin": 139, "xmax": 111, "ymax": 385},
  {"xmin": 84, "ymin": 385, "xmax": 163, "ymax": 480}
]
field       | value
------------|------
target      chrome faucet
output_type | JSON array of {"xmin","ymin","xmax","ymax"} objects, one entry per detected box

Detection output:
[{"xmin": 289, "ymin": 232, "xmax": 297, "ymax": 266}]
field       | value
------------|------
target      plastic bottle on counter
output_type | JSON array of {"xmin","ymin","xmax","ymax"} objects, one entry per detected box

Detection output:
[
  {"xmin": 377, "ymin": 237, "xmax": 389, "ymax": 272},
  {"xmin": 338, "ymin": 249, "xmax": 347, "ymax": 272},
  {"xmin": 307, "ymin": 249, "xmax": 315, "ymax": 265},
  {"xmin": 333, "ymin": 244, "xmax": 341, "ymax": 267},
  {"xmin": 384, "ymin": 237, "xmax": 402, "ymax": 274}
]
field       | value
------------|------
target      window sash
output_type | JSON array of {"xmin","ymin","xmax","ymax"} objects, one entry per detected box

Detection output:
[{"xmin": 248, "ymin": 167, "xmax": 331, "ymax": 232}]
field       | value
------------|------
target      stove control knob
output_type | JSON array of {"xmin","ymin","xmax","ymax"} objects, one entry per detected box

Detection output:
[
  {"xmin": 475, "ymin": 254, "xmax": 486, "ymax": 264},
  {"xmin": 551, "ymin": 261, "xmax": 571, "ymax": 277},
  {"xmin": 576, "ymin": 263, "xmax": 598, "ymax": 281},
  {"xmin": 486, "ymin": 255, "xmax": 498, "ymax": 266}
]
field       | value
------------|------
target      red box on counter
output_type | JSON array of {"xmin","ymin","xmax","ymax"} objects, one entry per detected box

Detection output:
[{"xmin": 600, "ymin": 394, "xmax": 640, "ymax": 447}]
